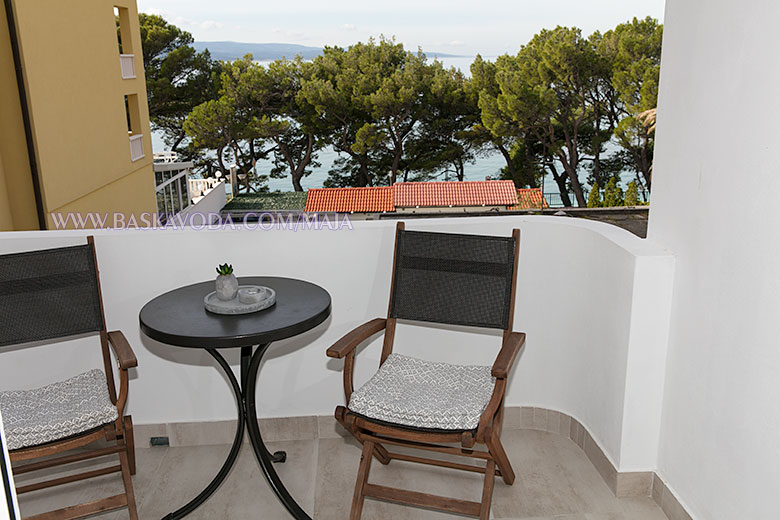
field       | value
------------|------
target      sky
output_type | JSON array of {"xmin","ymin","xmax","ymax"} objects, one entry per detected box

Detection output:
[{"xmin": 137, "ymin": 0, "xmax": 665, "ymax": 57}]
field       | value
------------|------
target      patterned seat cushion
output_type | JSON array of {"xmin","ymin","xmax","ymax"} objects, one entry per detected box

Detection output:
[
  {"xmin": 348, "ymin": 353, "xmax": 496, "ymax": 431},
  {"xmin": 0, "ymin": 369, "xmax": 118, "ymax": 450}
]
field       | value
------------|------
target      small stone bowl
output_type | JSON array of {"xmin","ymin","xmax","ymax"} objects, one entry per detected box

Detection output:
[{"xmin": 238, "ymin": 286, "xmax": 264, "ymax": 304}]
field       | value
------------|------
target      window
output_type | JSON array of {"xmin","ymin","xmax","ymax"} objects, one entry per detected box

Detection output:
[
  {"xmin": 113, "ymin": 6, "xmax": 133, "ymax": 55},
  {"xmin": 125, "ymin": 94, "xmax": 144, "ymax": 161},
  {"xmin": 115, "ymin": 7, "xmax": 136, "ymax": 78},
  {"xmin": 124, "ymin": 94, "xmax": 141, "ymax": 135}
]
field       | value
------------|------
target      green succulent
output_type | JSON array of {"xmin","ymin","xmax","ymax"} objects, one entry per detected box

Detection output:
[{"xmin": 216, "ymin": 263, "xmax": 234, "ymax": 276}]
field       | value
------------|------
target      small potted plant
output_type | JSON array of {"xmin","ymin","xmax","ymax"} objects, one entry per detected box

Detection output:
[{"xmin": 215, "ymin": 263, "xmax": 238, "ymax": 301}]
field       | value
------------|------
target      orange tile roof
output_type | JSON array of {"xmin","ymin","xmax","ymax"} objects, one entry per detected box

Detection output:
[
  {"xmin": 304, "ymin": 186, "xmax": 394, "ymax": 213},
  {"xmin": 392, "ymin": 180, "xmax": 518, "ymax": 208},
  {"xmin": 508, "ymin": 188, "xmax": 549, "ymax": 210}
]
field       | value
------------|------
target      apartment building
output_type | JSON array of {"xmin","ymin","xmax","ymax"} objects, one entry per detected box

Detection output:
[{"xmin": 0, "ymin": 0, "xmax": 154, "ymax": 230}]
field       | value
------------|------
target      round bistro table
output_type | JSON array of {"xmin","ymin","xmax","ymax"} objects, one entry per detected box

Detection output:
[{"xmin": 139, "ymin": 277, "xmax": 331, "ymax": 520}]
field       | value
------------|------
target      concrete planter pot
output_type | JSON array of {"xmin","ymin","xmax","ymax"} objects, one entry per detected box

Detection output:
[{"xmin": 215, "ymin": 273, "xmax": 239, "ymax": 301}]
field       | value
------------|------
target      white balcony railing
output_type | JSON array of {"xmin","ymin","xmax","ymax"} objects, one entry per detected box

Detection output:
[
  {"xmin": 119, "ymin": 54, "xmax": 136, "ymax": 79},
  {"xmin": 154, "ymin": 151, "xmax": 179, "ymax": 164},
  {"xmin": 129, "ymin": 134, "xmax": 144, "ymax": 161},
  {"xmin": 188, "ymin": 178, "xmax": 218, "ymax": 198}
]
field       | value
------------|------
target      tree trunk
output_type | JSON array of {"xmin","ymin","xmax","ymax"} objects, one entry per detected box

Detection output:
[
  {"xmin": 558, "ymin": 147, "xmax": 586, "ymax": 207},
  {"xmin": 278, "ymin": 135, "xmax": 314, "ymax": 193},
  {"xmin": 524, "ymin": 142, "xmax": 539, "ymax": 188},
  {"xmin": 592, "ymin": 152, "xmax": 601, "ymax": 183},
  {"xmin": 217, "ymin": 145, "xmax": 227, "ymax": 177},
  {"xmin": 390, "ymin": 143, "xmax": 402, "ymax": 185},
  {"xmin": 640, "ymin": 132, "xmax": 652, "ymax": 191},
  {"xmin": 497, "ymin": 143, "xmax": 516, "ymax": 181},
  {"xmin": 171, "ymin": 132, "xmax": 186, "ymax": 153},
  {"xmin": 291, "ymin": 134, "xmax": 315, "ymax": 192},
  {"xmin": 231, "ymin": 144, "xmax": 243, "ymax": 194},
  {"xmin": 564, "ymin": 163, "xmax": 587, "ymax": 207},
  {"xmin": 357, "ymin": 161, "xmax": 370, "ymax": 187},
  {"xmin": 548, "ymin": 163, "xmax": 572, "ymax": 207}
]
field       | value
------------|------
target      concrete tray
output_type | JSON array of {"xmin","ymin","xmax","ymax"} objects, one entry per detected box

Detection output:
[{"xmin": 204, "ymin": 285, "xmax": 276, "ymax": 315}]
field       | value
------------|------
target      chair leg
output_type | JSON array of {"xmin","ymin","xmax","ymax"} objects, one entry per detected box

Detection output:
[
  {"xmin": 349, "ymin": 440, "xmax": 375, "ymax": 520},
  {"xmin": 124, "ymin": 416, "xmax": 136, "ymax": 475},
  {"xmin": 335, "ymin": 406, "xmax": 391, "ymax": 465},
  {"xmin": 479, "ymin": 460, "xmax": 496, "ymax": 520},
  {"xmin": 118, "ymin": 449, "xmax": 139, "ymax": 520},
  {"xmin": 485, "ymin": 427, "xmax": 515, "ymax": 485}
]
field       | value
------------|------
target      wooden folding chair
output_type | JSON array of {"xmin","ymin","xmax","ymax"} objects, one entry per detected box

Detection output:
[
  {"xmin": 0, "ymin": 237, "xmax": 138, "ymax": 519},
  {"xmin": 327, "ymin": 222, "xmax": 525, "ymax": 519}
]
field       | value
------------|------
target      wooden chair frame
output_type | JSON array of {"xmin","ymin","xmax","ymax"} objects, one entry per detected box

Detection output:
[
  {"xmin": 327, "ymin": 222, "xmax": 525, "ymax": 519},
  {"xmin": 6, "ymin": 236, "xmax": 138, "ymax": 520}
]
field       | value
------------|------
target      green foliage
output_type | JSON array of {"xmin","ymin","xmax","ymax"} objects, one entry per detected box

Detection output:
[
  {"xmin": 216, "ymin": 263, "xmax": 233, "ymax": 276},
  {"xmin": 588, "ymin": 183, "xmax": 602, "ymax": 208},
  {"xmin": 298, "ymin": 43, "xmax": 380, "ymax": 186},
  {"xmin": 624, "ymin": 181, "xmax": 640, "ymax": 206},
  {"xmin": 596, "ymin": 17, "xmax": 662, "ymax": 189},
  {"xmin": 184, "ymin": 72, "xmax": 272, "ymax": 194},
  {"xmin": 185, "ymin": 56, "xmax": 323, "ymax": 192},
  {"xmin": 139, "ymin": 14, "xmax": 222, "ymax": 153},
  {"xmin": 490, "ymin": 27, "xmax": 604, "ymax": 206},
  {"xmin": 299, "ymin": 38, "xmax": 482, "ymax": 186},
  {"xmin": 469, "ymin": 55, "xmax": 533, "ymax": 186},
  {"xmin": 467, "ymin": 20, "xmax": 661, "ymax": 205},
  {"xmin": 144, "ymin": 12, "xmax": 663, "ymax": 199},
  {"xmin": 497, "ymin": 139, "xmax": 543, "ymax": 188},
  {"xmin": 404, "ymin": 62, "xmax": 483, "ymax": 182},
  {"xmin": 603, "ymin": 178, "xmax": 624, "ymax": 207}
]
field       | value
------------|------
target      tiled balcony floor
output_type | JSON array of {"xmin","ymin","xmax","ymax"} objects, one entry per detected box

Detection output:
[{"xmin": 15, "ymin": 429, "xmax": 667, "ymax": 519}]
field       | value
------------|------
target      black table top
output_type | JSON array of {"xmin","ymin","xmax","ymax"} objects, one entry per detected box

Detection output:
[{"xmin": 139, "ymin": 277, "xmax": 331, "ymax": 348}]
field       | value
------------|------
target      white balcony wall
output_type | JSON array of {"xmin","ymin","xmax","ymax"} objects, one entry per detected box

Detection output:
[
  {"xmin": 649, "ymin": 0, "xmax": 780, "ymax": 518},
  {"xmin": 180, "ymin": 181, "xmax": 227, "ymax": 224},
  {"xmin": 0, "ymin": 217, "xmax": 673, "ymax": 473}
]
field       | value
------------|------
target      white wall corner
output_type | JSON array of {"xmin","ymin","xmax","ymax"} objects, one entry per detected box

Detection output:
[{"xmin": 618, "ymin": 253, "xmax": 675, "ymax": 471}]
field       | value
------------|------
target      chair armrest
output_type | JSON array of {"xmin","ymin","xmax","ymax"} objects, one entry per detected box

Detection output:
[
  {"xmin": 107, "ymin": 331, "xmax": 138, "ymax": 370},
  {"xmin": 492, "ymin": 332, "xmax": 526, "ymax": 378},
  {"xmin": 326, "ymin": 318, "xmax": 387, "ymax": 359}
]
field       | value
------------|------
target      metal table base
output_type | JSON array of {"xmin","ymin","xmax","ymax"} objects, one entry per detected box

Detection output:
[{"xmin": 163, "ymin": 344, "xmax": 311, "ymax": 520}]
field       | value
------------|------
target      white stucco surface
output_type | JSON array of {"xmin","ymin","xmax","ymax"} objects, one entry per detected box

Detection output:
[{"xmin": 648, "ymin": 0, "xmax": 780, "ymax": 518}]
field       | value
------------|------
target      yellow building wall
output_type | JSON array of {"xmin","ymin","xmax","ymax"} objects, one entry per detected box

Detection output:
[
  {"xmin": 0, "ymin": 4, "xmax": 39, "ymax": 231},
  {"xmin": 11, "ymin": 0, "xmax": 155, "ymax": 227},
  {"xmin": 0, "ymin": 154, "xmax": 16, "ymax": 230},
  {"xmin": 48, "ymin": 168, "xmax": 156, "ymax": 229}
]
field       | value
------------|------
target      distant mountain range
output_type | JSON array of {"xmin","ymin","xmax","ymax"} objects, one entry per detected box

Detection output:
[{"xmin": 192, "ymin": 41, "xmax": 466, "ymax": 62}]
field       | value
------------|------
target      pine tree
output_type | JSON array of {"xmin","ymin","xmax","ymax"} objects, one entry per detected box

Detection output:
[
  {"xmin": 603, "ymin": 178, "xmax": 624, "ymax": 207},
  {"xmin": 625, "ymin": 181, "xmax": 640, "ymax": 206},
  {"xmin": 587, "ymin": 182, "xmax": 602, "ymax": 208}
]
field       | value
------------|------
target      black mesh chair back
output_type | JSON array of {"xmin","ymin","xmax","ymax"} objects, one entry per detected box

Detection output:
[
  {"xmin": 389, "ymin": 228, "xmax": 518, "ymax": 330},
  {"xmin": 0, "ymin": 243, "xmax": 104, "ymax": 347}
]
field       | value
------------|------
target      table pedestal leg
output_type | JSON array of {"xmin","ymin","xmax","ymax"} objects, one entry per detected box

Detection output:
[
  {"xmin": 163, "ymin": 345, "xmax": 310, "ymax": 519},
  {"xmin": 240, "ymin": 346, "xmax": 287, "ymax": 464},
  {"xmin": 245, "ymin": 344, "xmax": 312, "ymax": 520},
  {"xmin": 162, "ymin": 349, "xmax": 245, "ymax": 520}
]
